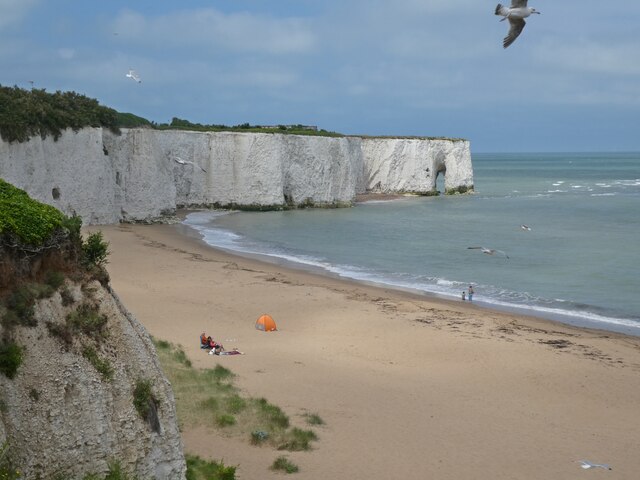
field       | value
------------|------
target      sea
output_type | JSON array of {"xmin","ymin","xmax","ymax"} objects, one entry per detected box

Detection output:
[{"xmin": 181, "ymin": 152, "xmax": 640, "ymax": 336}]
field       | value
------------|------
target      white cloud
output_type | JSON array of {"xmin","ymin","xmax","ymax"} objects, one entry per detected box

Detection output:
[
  {"xmin": 112, "ymin": 8, "xmax": 316, "ymax": 55},
  {"xmin": 0, "ymin": 0, "xmax": 39, "ymax": 30}
]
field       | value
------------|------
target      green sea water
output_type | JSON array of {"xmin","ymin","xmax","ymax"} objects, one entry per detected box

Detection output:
[{"xmin": 184, "ymin": 152, "xmax": 640, "ymax": 335}]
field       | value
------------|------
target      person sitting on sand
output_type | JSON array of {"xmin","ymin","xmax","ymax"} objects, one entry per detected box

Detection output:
[
  {"xmin": 200, "ymin": 332, "xmax": 209, "ymax": 348},
  {"xmin": 207, "ymin": 336, "xmax": 224, "ymax": 355}
]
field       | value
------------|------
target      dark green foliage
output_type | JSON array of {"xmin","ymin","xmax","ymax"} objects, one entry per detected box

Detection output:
[
  {"xmin": 271, "ymin": 456, "xmax": 299, "ymax": 474},
  {"xmin": 2, "ymin": 282, "xmax": 58, "ymax": 328},
  {"xmin": 46, "ymin": 320, "xmax": 74, "ymax": 347},
  {"xmin": 206, "ymin": 364, "xmax": 235, "ymax": 383},
  {"xmin": 60, "ymin": 287, "xmax": 75, "ymax": 306},
  {"xmin": 303, "ymin": 412, "xmax": 325, "ymax": 426},
  {"xmin": 115, "ymin": 112, "xmax": 152, "ymax": 128},
  {"xmin": 133, "ymin": 379, "xmax": 157, "ymax": 420},
  {"xmin": 157, "ymin": 117, "xmax": 342, "ymax": 137},
  {"xmin": 225, "ymin": 394, "xmax": 247, "ymax": 414},
  {"xmin": 0, "ymin": 178, "xmax": 65, "ymax": 246},
  {"xmin": 82, "ymin": 346, "xmax": 114, "ymax": 380},
  {"xmin": 44, "ymin": 271, "xmax": 65, "ymax": 290},
  {"xmin": 80, "ymin": 461, "xmax": 138, "ymax": 480},
  {"xmin": 0, "ymin": 342, "xmax": 23, "ymax": 379},
  {"xmin": 185, "ymin": 455, "xmax": 237, "ymax": 480},
  {"xmin": 82, "ymin": 231, "xmax": 110, "ymax": 267},
  {"xmin": 215, "ymin": 414, "xmax": 236, "ymax": 427},
  {"xmin": 61, "ymin": 214, "xmax": 83, "ymax": 243},
  {"xmin": 0, "ymin": 85, "xmax": 120, "ymax": 143},
  {"xmin": 254, "ymin": 397, "xmax": 290, "ymax": 429},
  {"xmin": 66, "ymin": 303, "xmax": 108, "ymax": 335},
  {"xmin": 0, "ymin": 441, "xmax": 21, "ymax": 480},
  {"xmin": 277, "ymin": 428, "xmax": 318, "ymax": 451}
]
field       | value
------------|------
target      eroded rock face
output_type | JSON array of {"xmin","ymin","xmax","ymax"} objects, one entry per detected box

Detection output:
[
  {"xmin": 0, "ymin": 282, "xmax": 187, "ymax": 479},
  {"xmin": 0, "ymin": 128, "xmax": 473, "ymax": 225},
  {"xmin": 361, "ymin": 137, "xmax": 473, "ymax": 195}
]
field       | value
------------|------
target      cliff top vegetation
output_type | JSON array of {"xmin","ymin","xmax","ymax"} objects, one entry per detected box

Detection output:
[
  {"xmin": 0, "ymin": 85, "xmax": 466, "ymax": 143},
  {"xmin": 0, "ymin": 85, "xmax": 120, "ymax": 144}
]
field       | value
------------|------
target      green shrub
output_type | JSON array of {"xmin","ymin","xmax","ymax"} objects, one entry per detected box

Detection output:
[
  {"xmin": 82, "ymin": 346, "xmax": 114, "ymax": 380},
  {"xmin": 61, "ymin": 214, "xmax": 82, "ymax": 243},
  {"xmin": 80, "ymin": 461, "xmax": 138, "ymax": 480},
  {"xmin": 172, "ymin": 347, "xmax": 192, "ymax": 368},
  {"xmin": 66, "ymin": 303, "xmax": 108, "ymax": 335},
  {"xmin": 45, "ymin": 271, "xmax": 65, "ymax": 290},
  {"xmin": 277, "ymin": 428, "xmax": 318, "ymax": 451},
  {"xmin": 250, "ymin": 430, "xmax": 269, "ymax": 445},
  {"xmin": 133, "ymin": 379, "xmax": 156, "ymax": 419},
  {"xmin": 225, "ymin": 394, "xmax": 247, "ymax": 414},
  {"xmin": 0, "ymin": 441, "xmax": 21, "ymax": 480},
  {"xmin": 0, "ymin": 85, "xmax": 120, "ymax": 144},
  {"xmin": 82, "ymin": 231, "xmax": 110, "ymax": 267},
  {"xmin": 215, "ymin": 414, "xmax": 236, "ymax": 427},
  {"xmin": 0, "ymin": 342, "xmax": 23, "ymax": 379},
  {"xmin": 185, "ymin": 455, "xmax": 236, "ymax": 480},
  {"xmin": 46, "ymin": 320, "xmax": 74, "ymax": 347},
  {"xmin": 154, "ymin": 339, "xmax": 171, "ymax": 350},
  {"xmin": 254, "ymin": 398, "xmax": 289, "ymax": 429},
  {"xmin": 60, "ymin": 287, "xmax": 75, "ymax": 306},
  {"xmin": 303, "ymin": 412, "xmax": 325, "ymax": 425},
  {"xmin": 0, "ymin": 178, "xmax": 66, "ymax": 246},
  {"xmin": 271, "ymin": 456, "xmax": 299, "ymax": 474}
]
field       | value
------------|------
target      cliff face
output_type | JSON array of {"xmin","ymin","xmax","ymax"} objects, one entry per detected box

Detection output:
[
  {"xmin": 0, "ymin": 281, "xmax": 186, "ymax": 479},
  {"xmin": 0, "ymin": 128, "xmax": 473, "ymax": 225},
  {"xmin": 361, "ymin": 137, "xmax": 473, "ymax": 195}
]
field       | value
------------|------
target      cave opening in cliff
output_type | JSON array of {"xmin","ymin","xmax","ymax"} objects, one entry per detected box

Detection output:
[{"xmin": 435, "ymin": 167, "xmax": 446, "ymax": 195}]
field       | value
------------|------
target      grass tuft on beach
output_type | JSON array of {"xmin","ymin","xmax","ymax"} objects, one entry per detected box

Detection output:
[{"xmin": 153, "ymin": 339, "xmax": 321, "ymax": 452}]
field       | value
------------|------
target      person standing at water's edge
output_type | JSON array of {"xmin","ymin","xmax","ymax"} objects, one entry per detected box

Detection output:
[
  {"xmin": 468, "ymin": 286, "xmax": 474, "ymax": 301},
  {"xmin": 462, "ymin": 291, "xmax": 466, "ymax": 301}
]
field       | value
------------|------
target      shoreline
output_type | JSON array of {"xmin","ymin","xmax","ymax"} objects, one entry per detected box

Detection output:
[
  {"xmin": 178, "ymin": 210, "xmax": 640, "ymax": 338},
  {"xmin": 95, "ymin": 222, "xmax": 640, "ymax": 479}
]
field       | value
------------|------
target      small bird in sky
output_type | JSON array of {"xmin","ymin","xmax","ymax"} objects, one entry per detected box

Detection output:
[
  {"xmin": 173, "ymin": 156, "xmax": 207, "ymax": 173},
  {"xmin": 125, "ymin": 69, "xmax": 141, "ymax": 83},
  {"xmin": 520, "ymin": 224, "xmax": 531, "ymax": 231},
  {"xmin": 495, "ymin": 0, "xmax": 540, "ymax": 48},
  {"xmin": 578, "ymin": 460, "xmax": 612, "ymax": 471},
  {"xmin": 468, "ymin": 246, "xmax": 510, "ymax": 259}
]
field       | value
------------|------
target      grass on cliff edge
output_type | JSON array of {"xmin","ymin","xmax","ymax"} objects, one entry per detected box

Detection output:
[{"xmin": 153, "ymin": 339, "xmax": 321, "ymax": 452}]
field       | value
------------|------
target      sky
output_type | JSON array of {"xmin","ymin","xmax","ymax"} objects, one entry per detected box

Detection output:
[{"xmin": 1, "ymin": 0, "xmax": 639, "ymax": 152}]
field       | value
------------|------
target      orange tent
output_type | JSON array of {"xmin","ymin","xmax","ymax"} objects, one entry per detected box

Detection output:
[{"xmin": 255, "ymin": 314, "xmax": 277, "ymax": 332}]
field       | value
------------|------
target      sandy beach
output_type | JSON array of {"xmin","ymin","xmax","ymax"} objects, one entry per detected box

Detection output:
[{"xmin": 95, "ymin": 220, "xmax": 640, "ymax": 480}]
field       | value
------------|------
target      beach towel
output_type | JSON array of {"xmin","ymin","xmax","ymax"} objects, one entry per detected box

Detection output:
[{"xmin": 209, "ymin": 349, "xmax": 244, "ymax": 356}]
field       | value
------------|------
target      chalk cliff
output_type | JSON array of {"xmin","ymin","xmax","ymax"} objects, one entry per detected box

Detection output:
[
  {"xmin": 0, "ymin": 280, "xmax": 187, "ymax": 479},
  {"xmin": 0, "ymin": 128, "xmax": 473, "ymax": 225}
]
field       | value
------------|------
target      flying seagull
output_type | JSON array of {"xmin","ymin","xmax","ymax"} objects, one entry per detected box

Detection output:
[
  {"xmin": 125, "ymin": 69, "xmax": 141, "ymax": 83},
  {"xmin": 495, "ymin": 0, "xmax": 541, "ymax": 48},
  {"xmin": 173, "ymin": 156, "xmax": 207, "ymax": 173},
  {"xmin": 520, "ymin": 224, "xmax": 531, "ymax": 231},
  {"xmin": 578, "ymin": 460, "xmax": 612, "ymax": 471},
  {"xmin": 468, "ymin": 246, "xmax": 510, "ymax": 259}
]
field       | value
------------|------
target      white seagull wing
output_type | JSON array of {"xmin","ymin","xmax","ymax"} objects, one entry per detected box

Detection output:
[
  {"xmin": 504, "ymin": 17, "xmax": 526, "ymax": 48},
  {"xmin": 511, "ymin": 0, "xmax": 528, "ymax": 7}
]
